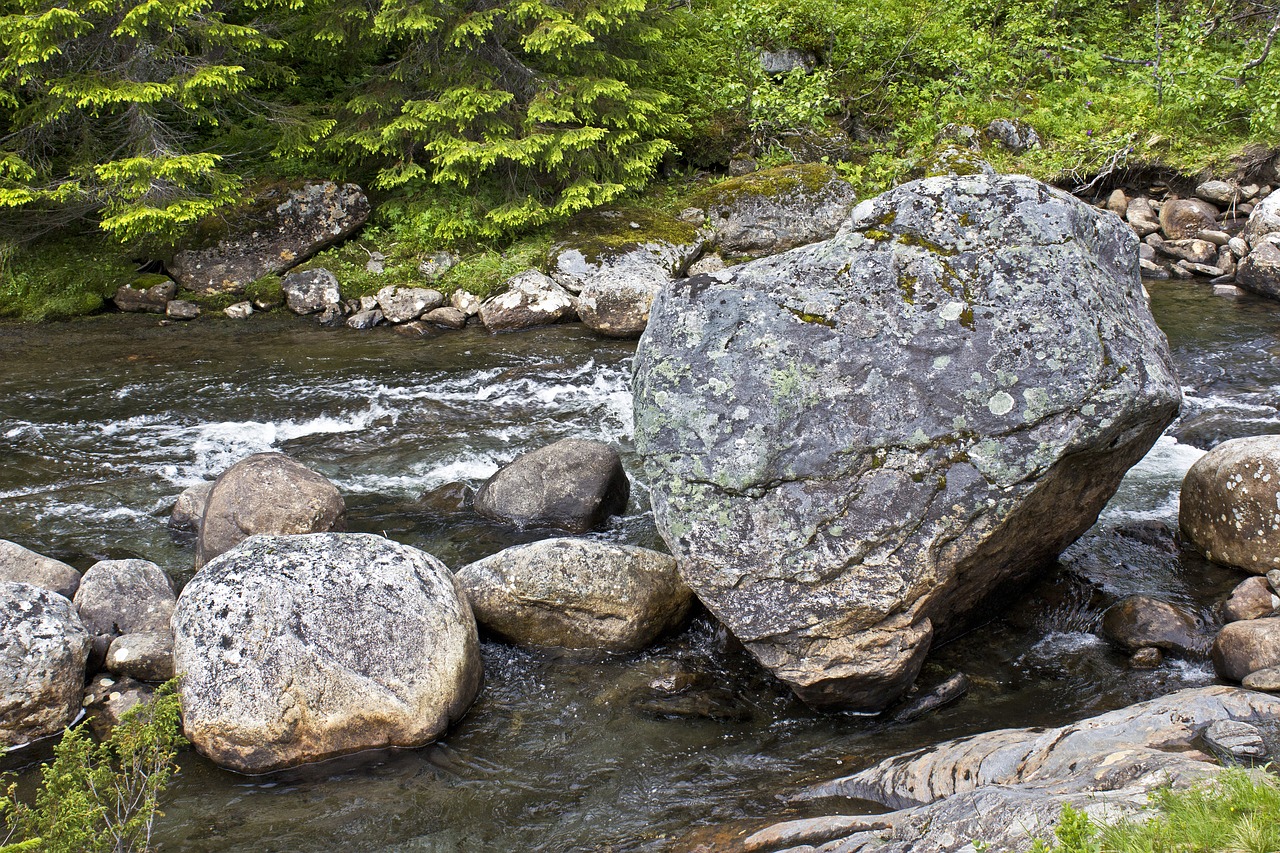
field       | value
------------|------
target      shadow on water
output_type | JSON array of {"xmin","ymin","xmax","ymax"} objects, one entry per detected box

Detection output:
[{"xmin": 0, "ymin": 276, "xmax": 1277, "ymax": 850}]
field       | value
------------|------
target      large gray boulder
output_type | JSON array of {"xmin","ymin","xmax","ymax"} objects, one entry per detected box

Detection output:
[
  {"xmin": 693, "ymin": 163, "xmax": 856, "ymax": 258},
  {"xmin": 457, "ymin": 539, "xmax": 692, "ymax": 652},
  {"xmin": 744, "ymin": 687, "xmax": 1279, "ymax": 853},
  {"xmin": 0, "ymin": 539, "xmax": 80, "ymax": 599},
  {"xmin": 0, "ymin": 582, "xmax": 91, "ymax": 745},
  {"xmin": 1180, "ymin": 435, "xmax": 1280, "ymax": 573},
  {"xmin": 633, "ymin": 172, "xmax": 1181, "ymax": 711},
  {"xmin": 168, "ymin": 182, "xmax": 370, "ymax": 294},
  {"xmin": 195, "ymin": 452, "xmax": 346, "ymax": 569},
  {"xmin": 173, "ymin": 534, "xmax": 481, "ymax": 774},
  {"xmin": 474, "ymin": 438, "xmax": 630, "ymax": 533}
]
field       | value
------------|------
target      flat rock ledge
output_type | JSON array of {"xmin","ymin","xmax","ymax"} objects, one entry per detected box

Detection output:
[{"xmin": 692, "ymin": 686, "xmax": 1278, "ymax": 853}]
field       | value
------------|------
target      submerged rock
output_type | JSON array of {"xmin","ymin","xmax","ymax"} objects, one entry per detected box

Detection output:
[
  {"xmin": 0, "ymin": 539, "xmax": 80, "ymax": 599},
  {"xmin": 457, "ymin": 538, "xmax": 691, "ymax": 652},
  {"xmin": 1180, "ymin": 435, "xmax": 1280, "ymax": 573},
  {"xmin": 1100, "ymin": 595, "xmax": 1206, "ymax": 657},
  {"xmin": 633, "ymin": 171, "xmax": 1181, "ymax": 711},
  {"xmin": 0, "ymin": 582, "xmax": 91, "ymax": 745},
  {"xmin": 474, "ymin": 438, "xmax": 629, "ymax": 533},
  {"xmin": 173, "ymin": 533, "xmax": 481, "ymax": 774},
  {"xmin": 168, "ymin": 182, "xmax": 370, "ymax": 295},
  {"xmin": 195, "ymin": 452, "xmax": 346, "ymax": 569}
]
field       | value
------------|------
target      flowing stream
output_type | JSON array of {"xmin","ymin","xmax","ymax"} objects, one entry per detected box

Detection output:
[{"xmin": 0, "ymin": 278, "xmax": 1278, "ymax": 851}]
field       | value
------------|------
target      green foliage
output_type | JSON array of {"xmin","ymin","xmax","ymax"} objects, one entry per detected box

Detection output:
[
  {"xmin": 1031, "ymin": 769, "xmax": 1280, "ymax": 853},
  {"xmin": 0, "ymin": 683, "xmax": 185, "ymax": 853},
  {"xmin": 0, "ymin": 235, "xmax": 136, "ymax": 320},
  {"xmin": 0, "ymin": 0, "xmax": 285, "ymax": 248}
]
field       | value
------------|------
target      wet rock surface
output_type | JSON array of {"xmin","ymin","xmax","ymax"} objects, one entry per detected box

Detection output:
[
  {"xmin": 634, "ymin": 171, "xmax": 1181, "ymax": 711},
  {"xmin": 457, "ymin": 538, "xmax": 692, "ymax": 652},
  {"xmin": 195, "ymin": 452, "xmax": 346, "ymax": 568},
  {"xmin": 1100, "ymin": 595, "xmax": 1206, "ymax": 656},
  {"xmin": 173, "ymin": 533, "xmax": 481, "ymax": 774},
  {"xmin": 474, "ymin": 438, "xmax": 629, "ymax": 533}
]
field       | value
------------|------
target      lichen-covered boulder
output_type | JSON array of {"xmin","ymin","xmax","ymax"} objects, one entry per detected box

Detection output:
[
  {"xmin": 1180, "ymin": 435, "xmax": 1280, "ymax": 573},
  {"xmin": 1243, "ymin": 189, "xmax": 1280, "ymax": 248},
  {"xmin": 479, "ymin": 270, "xmax": 577, "ymax": 333},
  {"xmin": 474, "ymin": 438, "xmax": 630, "ymax": 533},
  {"xmin": 693, "ymin": 163, "xmax": 856, "ymax": 258},
  {"xmin": 457, "ymin": 539, "xmax": 692, "ymax": 651},
  {"xmin": 195, "ymin": 452, "xmax": 346, "ymax": 569},
  {"xmin": 168, "ymin": 182, "xmax": 370, "ymax": 294},
  {"xmin": 0, "ymin": 539, "xmax": 80, "ymax": 599},
  {"xmin": 282, "ymin": 269, "xmax": 343, "ymax": 315},
  {"xmin": 173, "ymin": 533, "xmax": 481, "ymax": 774},
  {"xmin": 0, "ymin": 582, "xmax": 91, "ymax": 745},
  {"xmin": 375, "ymin": 285, "xmax": 443, "ymax": 324},
  {"xmin": 633, "ymin": 172, "xmax": 1181, "ymax": 711},
  {"xmin": 548, "ymin": 210, "xmax": 705, "ymax": 338}
]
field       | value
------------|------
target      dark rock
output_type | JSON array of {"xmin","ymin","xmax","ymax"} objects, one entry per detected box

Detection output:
[
  {"xmin": 1101, "ymin": 595, "xmax": 1204, "ymax": 656},
  {"xmin": 195, "ymin": 452, "xmax": 346, "ymax": 569},
  {"xmin": 345, "ymin": 308, "xmax": 382, "ymax": 330},
  {"xmin": 474, "ymin": 438, "xmax": 629, "ymax": 533},
  {"xmin": 424, "ymin": 306, "xmax": 468, "ymax": 329},
  {"xmin": 694, "ymin": 163, "xmax": 856, "ymax": 258},
  {"xmin": 418, "ymin": 481, "xmax": 475, "ymax": 514},
  {"xmin": 633, "ymin": 171, "xmax": 1181, "ymax": 711},
  {"xmin": 891, "ymin": 672, "xmax": 969, "ymax": 723},
  {"xmin": 282, "ymin": 268, "xmax": 342, "ymax": 315},
  {"xmin": 165, "ymin": 300, "xmax": 200, "ymax": 320},
  {"xmin": 758, "ymin": 48, "xmax": 817, "ymax": 76},
  {"xmin": 168, "ymin": 182, "xmax": 370, "ymax": 294},
  {"xmin": 316, "ymin": 303, "xmax": 346, "ymax": 326},
  {"xmin": 1213, "ymin": 617, "xmax": 1280, "ymax": 682},
  {"xmin": 169, "ymin": 481, "xmax": 214, "ymax": 543},
  {"xmin": 0, "ymin": 539, "xmax": 80, "ymax": 599},
  {"xmin": 82, "ymin": 674, "xmax": 155, "ymax": 739},
  {"xmin": 113, "ymin": 278, "xmax": 176, "ymax": 313},
  {"xmin": 1160, "ymin": 197, "xmax": 1220, "ymax": 240},
  {"xmin": 0, "ymin": 582, "xmax": 91, "ymax": 745},
  {"xmin": 173, "ymin": 533, "xmax": 481, "ymax": 773},
  {"xmin": 1223, "ymin": 576, "xmax": 1277, "ymax": 622},
  {"xmin": 457, "ymin": 538, "xmax": 692, "ymax": 652},
  {"xmin": 479, "ymin": 270, "xmax": 577, "ymax": 333},
  {"xmin": 1130, "ymin": 646, "xmax": 1163, "ymax": 668},
  {"xmin": 1180, "ymin": 435, "xmax": 1280, "ymax": 573}
]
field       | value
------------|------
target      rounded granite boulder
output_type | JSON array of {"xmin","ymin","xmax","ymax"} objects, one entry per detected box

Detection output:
[
  {"xmin": 0, "ymin": 582, "xmax": 91, "ymax": 745},
  {"xmin": 1180, "ymin": 436, "xmax": 1280, "ymax": 574},
  {"xmin": 173, "ymin": 533, "xmax": 481, "ymax": 773}
]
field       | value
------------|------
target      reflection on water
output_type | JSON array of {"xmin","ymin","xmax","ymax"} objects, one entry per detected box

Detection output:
[{"xmin": 0, "ymin": 278, "xmax": 1276, "ymax": 851}]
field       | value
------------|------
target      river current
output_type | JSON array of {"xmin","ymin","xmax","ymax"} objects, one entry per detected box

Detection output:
[{"xmin": 0, "ymin": 278, "xmax": 1277, "ymax": 850}]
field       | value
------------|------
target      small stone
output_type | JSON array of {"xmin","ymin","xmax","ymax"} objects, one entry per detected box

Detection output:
[
  {"xmin": 346, "ymin": 308, "xmax": 382, "ymax": 330},
  {"xmin": 1101, "ymin": 595, "xmax": 1204, "ymax": 656},
  {"xmin": 1139, "ymin": 258, "xmax": 1169, "ymax": 279},
  {"xmin": 1130, "ymin": 646, "xmax": 1163, "ymax": 668},
  {"xmin": 1200, "ymin": 230, "xmax": 1230, "ymax": 246},
  {"xmin": 165, "ymin": 300, "xmax": 200, "ymax": 320},
  {"xmin": 474, "ymin": 438, "xmax": 629, "ymax": 533},
  {"xmin": 392, "ymin": 321, "xmax": 431, "ymax": 338},
  {"xmin": 1195, "ymin": 180, "xmax": 1240, "ymax": 207},
  {"xmin": 424, "ymin": 306, "xmax": 467, "ymax": 329},
  {"xmin": 317, "ymin": 304, "xmax": 345, "ymax": 326},
  {"xmin": 1268, "ymin": 569, "xmax": 1280, "ymax": 594},
  {"xmin": 113, "ymin": 278, "xmax": 176, "ymax": 314},
  {"xmin": 1214, "ymin": 285, "xmax": 1243, "ymax": 297},
  {"xmin": 283, "ymin": 269, "xmax": 342, "ymax": 315},
  {"xmin": 365, "ymin": 251, "xmax": 386, "ymax": 274},
  {"xmin": 376, "ymin": 285, "xmax": 444, "ymax": 323},
  {"xmin": 1229, "ymin": 236, "xmax": 1250, "ymax": 258},
  {"xmin": 169, "ymin": 481, "xmax": 214, "ymax": 543},
  {"xmin": 1105, "ymin": 189, "xmax": 1129, "ymax": 217},
  {"xmin": 417, "ymin": 251, "xmax": 458, "ymax": 281},
  {"xmin": 224, "ymin": 301, "xmax": 253, "ymax": 319},
  {"xmin": 450, "ymin": 290, "xmax": 481, "ymax": 316},
  {"xmin": 82, "ymin": 676, "xmax": 155, "ymax": 739},
  {"xmin": 1212, "ymin": 617, "xmax": 1280, "ymax": 682},
  {"xmin": 678, "ymin": 207, "xmax": 705, "ymax": 224},
  {"xmin": 106, "ymin": 631, "xmax": 175, "ymax": 682},
  {"xmin": 1243, "ymin": 666, "xmax": 1280, "ymax": 691},
  {"xmin": 1202, "ymin": 719, "xmax": 1266, "ymax": 759},
  {"xmin": 359, "ymin": 295, "xmax": 379, "ymax": 312}
]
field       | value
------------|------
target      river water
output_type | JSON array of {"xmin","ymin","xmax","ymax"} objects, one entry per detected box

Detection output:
[{"xmin": 0, "ymin": 278, "xmax": 1277, "ymax": 851}]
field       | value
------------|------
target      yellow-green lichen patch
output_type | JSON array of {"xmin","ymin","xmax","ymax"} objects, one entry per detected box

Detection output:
[
  {"xmin": 786, "ymin": 306, "xmax": 836, "ymax": 328},
  {"xmin": 548, "ymin": 207, "xmax": 701, "ymax": 267},
  {"xmin": 692, "ymin": 163, "xmax": 843, "ymax": 212}
]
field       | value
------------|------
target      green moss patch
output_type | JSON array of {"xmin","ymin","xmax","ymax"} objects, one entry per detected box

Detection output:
[
  {"xmin": 693, "ymin": 163, "xmax": 842, "ymax": 212},
  {"xmin": 0, "ymin": 236, "xmax": 137, "ymax": 321}
]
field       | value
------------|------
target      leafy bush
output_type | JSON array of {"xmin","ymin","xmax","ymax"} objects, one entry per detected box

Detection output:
[{"xmin": 0, "ymin": 683, "xmax": 185, "ymax": 853}]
